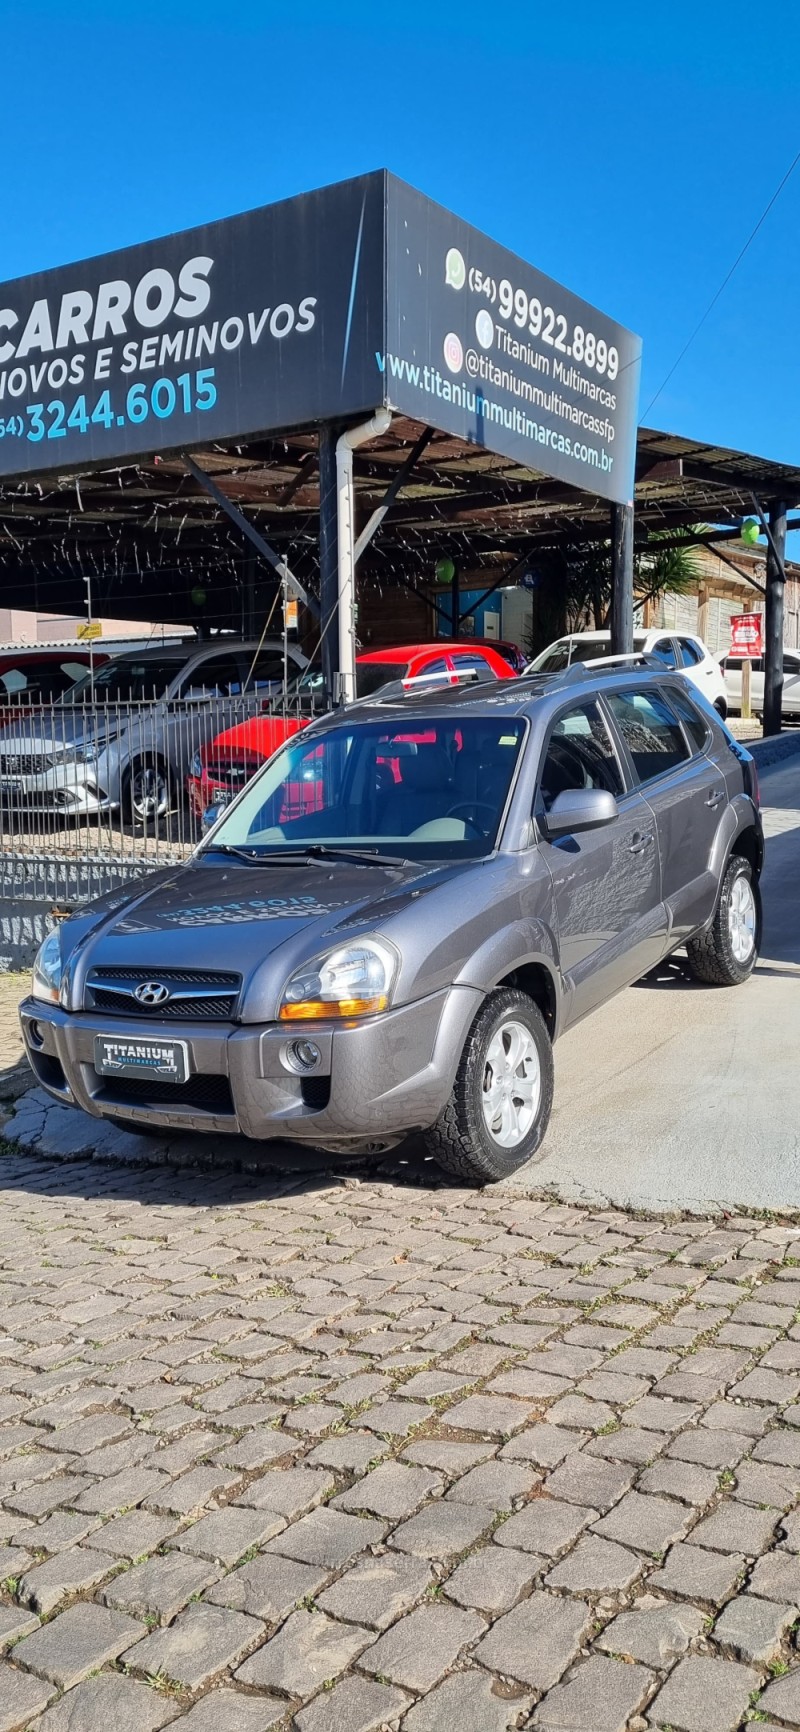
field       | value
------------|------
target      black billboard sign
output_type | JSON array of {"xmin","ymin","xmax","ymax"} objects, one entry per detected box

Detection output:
[
  {"xmin": 0, "ymin": 171, "xmax": 640, "ymax": 503},
  {"xmin": 385, "ymin": 176, "xmax": 641, "ymax": 505},
  {"xmin": 0, "ymin": 174, "xmax": 385, "ymax": 478}
]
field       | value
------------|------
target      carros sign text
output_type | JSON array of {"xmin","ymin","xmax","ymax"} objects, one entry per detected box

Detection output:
[{"xmin": 0, "ymin": 176, "xmax": 385, "ymax": 475}]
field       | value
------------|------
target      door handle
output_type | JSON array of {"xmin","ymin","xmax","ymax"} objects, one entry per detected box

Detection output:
[
  {"xmin": 628, "ymin": 831, "xmax": 654, "ymax": 854},
  {"xmin": 704, "ymin": 790, "xmax": 724, "ymax": 808}
]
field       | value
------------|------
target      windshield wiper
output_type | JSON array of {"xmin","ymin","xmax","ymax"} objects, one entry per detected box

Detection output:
[
  {"xmin": 298, "ymin": 844, "xmax": 411, "ymax": 869},
  {"xmin": 205, "ymin": 842, "xmax": 409, "ymax": 869},
  {"xmin": 203, "ymin": 843, "xmax": 311, "ymax": 867}
]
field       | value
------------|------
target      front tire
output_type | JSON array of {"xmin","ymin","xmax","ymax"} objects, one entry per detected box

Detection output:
[
  {"xmin": 122, "ymin": 759, "xmax": 172, "ymax": 834},
  {"xmin": 686, "ymin": 855, "xmax": 759, "ymax": 986},
  {"xmin": 424, "ymin": 988, "xmax": 554, "ymax": 1184}
]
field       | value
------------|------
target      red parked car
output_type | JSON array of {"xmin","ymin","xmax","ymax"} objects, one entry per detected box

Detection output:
[{"xmin": 187, "ymin": 641, "xmax": 514, "ymax": 819}]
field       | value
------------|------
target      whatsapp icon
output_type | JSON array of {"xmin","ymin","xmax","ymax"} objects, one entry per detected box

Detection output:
[{"xmin": 445, "ymin": 247, "xmax": 466, "ymax": 291}]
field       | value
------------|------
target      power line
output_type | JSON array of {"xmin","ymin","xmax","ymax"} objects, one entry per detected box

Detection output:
[{"xmin": 642, "ymin": 145, "xmax": 800, "ymax": 420}]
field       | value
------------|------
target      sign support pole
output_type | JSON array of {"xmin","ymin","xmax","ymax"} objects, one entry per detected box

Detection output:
[
  {"xmin": 764, "ymin": 500, "xmax": 787, "ymax": 737},
  {"xmin": 610, "ymin": 500, "xmax": 634, "ymax": 655},
  {"xmin": 335, "ymin": 410, "xmax": 391, "ymax": 705}
]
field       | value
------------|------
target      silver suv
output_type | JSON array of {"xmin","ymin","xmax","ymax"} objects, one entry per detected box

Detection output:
[
  {"xmin": 0, "ymin": 640, "xmax": 307, "ymax": 828},
  {"xmin": 21, "ymin": 665, "xmax": 763, "ymax": 1184}
]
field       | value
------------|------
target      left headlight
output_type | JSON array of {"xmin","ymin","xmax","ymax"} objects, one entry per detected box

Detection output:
[
  {"xmin": 32, "ymin": 931, "xmax": 62, "ymax": 1005},
  {"xmin": 279, "ymin": 938, "xmax": 398, "ymax": 1021},
  {"xmin": 58, "ymin": 739, "xmax": 108, "ymax": 765}
]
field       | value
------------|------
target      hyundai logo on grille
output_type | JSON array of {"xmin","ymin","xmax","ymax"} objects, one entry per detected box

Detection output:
[{"xmin": 134, "ymin": 981, "xmax": 171, "ymax": 1006}]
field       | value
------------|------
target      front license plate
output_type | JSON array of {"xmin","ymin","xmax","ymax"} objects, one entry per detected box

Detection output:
[{"xmin": 94, "ymin": 1034, "xmax": 189, "ymax": 1084}]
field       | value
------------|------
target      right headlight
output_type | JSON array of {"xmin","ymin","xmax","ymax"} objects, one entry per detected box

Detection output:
[
  {"xmin": 32, "ymin": 931, "xmax": 62, "ymax": 1005},
  {"xmin": 279, "ymin": 938, "xmax": 398, "ymax": 1021},
  {"xmin": 189, "ymin": 750, "xmax": 204, "ymax": 779}
]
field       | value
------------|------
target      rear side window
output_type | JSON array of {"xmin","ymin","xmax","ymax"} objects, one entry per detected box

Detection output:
[
  {"xmin": 607, "ymin": 690, "xmax": 690, "ymax": 784},
  {"xmin": 405, "ymin": 657, "xmax": 448, "ymax": 684},
  {"xmin": 451, "ymin": 652, "xmax": 497, "ymax": 681},
  {"xmin": 678, "ymin": 637, "xmax": 703, "ymax": 667},
  {"xmin": 665, "ymin": 685, "xmax": 711, "ymax": 753},
  {"xmin": 649, "ymin": 637, "xmax": 679, "ymax": 670}
]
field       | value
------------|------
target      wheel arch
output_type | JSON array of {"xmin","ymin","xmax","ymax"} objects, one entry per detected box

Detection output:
[
  {"xmin": 453, "ymin": 922, "xmax": 563, "ymax": 1039},
  {"xmin": 729, "ymin": 823, "xmax": 763, "ymax": 878},
  {"xmin": 493, "ymin": 960, "xmax": 558, "ymax": 1039},
  {"xmin": 709, "ymin": 798, "xmax": 764, "ymax": 885}
]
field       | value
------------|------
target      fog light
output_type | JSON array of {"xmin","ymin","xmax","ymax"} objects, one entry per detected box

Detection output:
[
  {"xmin": 27, "ymin": 1020, "xmax": 44, "ymax": 1049},
  {"xmin": 288, "ymin": 1039, "xmax": 321, "ymax": 1073}
]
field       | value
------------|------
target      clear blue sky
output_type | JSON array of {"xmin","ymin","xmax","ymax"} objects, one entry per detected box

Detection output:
[{"xmin": 2, "ymin": 0, "xmax": 800, "ymax": 467}]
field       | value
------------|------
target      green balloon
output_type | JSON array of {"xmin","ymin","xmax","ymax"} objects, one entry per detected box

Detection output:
[
  {"xmin": 741, "ymin": 518, "xmax": 760, "ymax": 547},
  {"xmin": 435, "ymin": 557, "xmax": 455, "ymax": 584},
  {"xmin": 191, "ymin": 586, "xmax": 207, "ymax": 607}
]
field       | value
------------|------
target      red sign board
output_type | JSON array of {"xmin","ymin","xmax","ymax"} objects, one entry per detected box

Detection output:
[{"xmin": 731, "ymin": 612, "xmax": 763, "ymax": 656}]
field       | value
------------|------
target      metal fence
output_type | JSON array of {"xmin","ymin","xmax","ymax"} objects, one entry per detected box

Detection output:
[{"xmin": 0, "ymin": 685, "xmax": 309, "ymax": 908}]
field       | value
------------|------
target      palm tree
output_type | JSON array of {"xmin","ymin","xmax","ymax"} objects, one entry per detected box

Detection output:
[{"xmin": 561, "ymin": 527, "xmax": 702, "ymax": 630}]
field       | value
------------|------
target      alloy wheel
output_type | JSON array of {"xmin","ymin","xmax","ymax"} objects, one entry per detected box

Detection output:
[
  {"xmin": 728, "ymin": 874, "xmax": 756, "ymax": 963},
  {"xmin": 481, "ymin": 1019, "xmax": 541, "ymax": 1148}
]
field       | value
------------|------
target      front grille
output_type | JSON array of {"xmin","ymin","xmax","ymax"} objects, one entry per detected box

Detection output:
[
  {"xmin": 85, "ymin": 967, "xmax": 241, "ymax": 1021},
  {"xmin": 205, "ymin": 759, "xmax": 254, "ymax": 788},
  {"xmin": 96, "ymin": 1073, "xmax": 235, "ymax": 1114},
  {"xmin": 0, "ymin": 753, "xmax": 56, "ymax": 776}
]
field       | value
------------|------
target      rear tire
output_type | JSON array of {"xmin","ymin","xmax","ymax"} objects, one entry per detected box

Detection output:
[
  {"xmin": 423, "ymin": 988, "xmax": 554, "ymax": 1185},
  {"xmin": 686, "ymin": 855, "xmax": 759, "ymax": 986}
]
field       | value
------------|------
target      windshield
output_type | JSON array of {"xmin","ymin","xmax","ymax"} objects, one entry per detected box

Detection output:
[
  {"xmin": 533, "ymin": 640, "xmax": 602, "ymax": 672},
  {"xmin": 61, "ymin": 658, "xmax": 181, "ymax": 703},
  {"xmin": 202, "ymin": 714, "xmax": 527, "ymax": 861}
]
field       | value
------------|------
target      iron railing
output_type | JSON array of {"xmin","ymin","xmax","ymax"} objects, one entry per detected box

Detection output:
[{"xmin": 0, "ymin": 682, "xmax": 318, "ymax": 907}]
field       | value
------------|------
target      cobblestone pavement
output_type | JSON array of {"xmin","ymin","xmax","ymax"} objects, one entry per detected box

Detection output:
[{"xmin": 0, "ymin": 1158, "xmax": 797, "ymax": 1728}]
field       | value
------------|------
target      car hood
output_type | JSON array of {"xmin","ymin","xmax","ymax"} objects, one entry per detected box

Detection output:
[
  {"xmin": 0, "ymin": 709, "xmax": 131, "ymax": 750},
  {"xmin": 203, "ymin": 715, "xmax": 306, "ymax": 762},
  {"xmin": 61, "ymin": 855, "xmax": 478, "ymax": 1020}
]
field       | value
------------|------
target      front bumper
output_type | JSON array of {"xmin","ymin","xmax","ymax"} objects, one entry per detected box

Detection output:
[
  {"xmin": 19, "ymin": 987, "xmax": 482, "ymax": 1146},
  {"xmin": 0, "ymin": 768, "xmax": 113, "ymax": 814}
]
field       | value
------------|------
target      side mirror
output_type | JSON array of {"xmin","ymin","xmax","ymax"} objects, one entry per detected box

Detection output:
[
  {"xmin": 202, "ymin": 799, "xmax": 231, "ymax": 833},
  {"xmin": 542, "ymin": 787, "xmax": 619, "ymax": 838}
]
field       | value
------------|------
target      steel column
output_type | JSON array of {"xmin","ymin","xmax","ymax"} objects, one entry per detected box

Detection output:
[
  {"xmin": 610, "ymin": 500, "xmax": 634, "ymax": 655},
  {"xmin": 318, "ymin": 425, "xmax": 340, "ymax": 693},
  {"xmin": 450, "ymin": 565, "xmax": 460, "ymax": 640},
  {"xmin": 764, "ymin": 499, "xmax": 787, "ymax": 736}
]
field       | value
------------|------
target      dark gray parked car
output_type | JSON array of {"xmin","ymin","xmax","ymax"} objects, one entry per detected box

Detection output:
[{"xmin": 21, "ymin": 666, "xmax": 763, "ymax": 1183}]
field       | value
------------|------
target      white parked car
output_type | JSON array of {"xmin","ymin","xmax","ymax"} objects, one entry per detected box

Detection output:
[
  {"xmin": 718, "ymin": 648, "xmax": 800, "ymax": 718},
  {"xmin": 528, "ymin": 630, "xmax": 728, "ymax": 717}
]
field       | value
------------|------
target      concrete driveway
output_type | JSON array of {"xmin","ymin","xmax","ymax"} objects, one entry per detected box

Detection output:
[{"xmin": 521, "ymin": 750, "xmax": 800, "ymax": 1213}]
